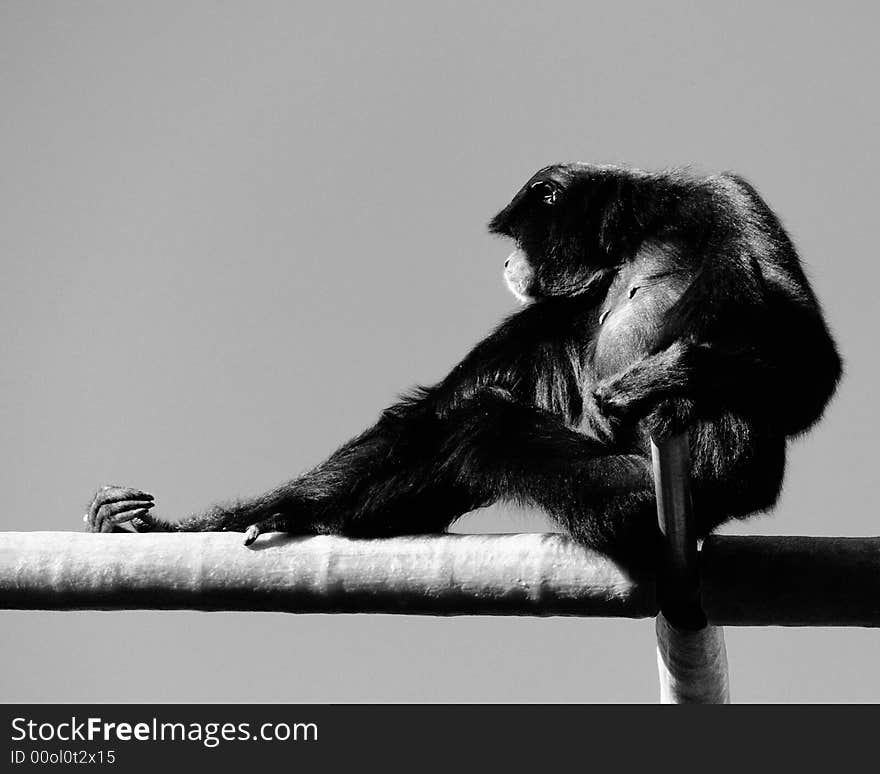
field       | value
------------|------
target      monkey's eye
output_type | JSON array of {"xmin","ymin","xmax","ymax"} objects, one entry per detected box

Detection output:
[{"xmin": 529, "ymin": 181, "xmax": 559, "ymax": 205}]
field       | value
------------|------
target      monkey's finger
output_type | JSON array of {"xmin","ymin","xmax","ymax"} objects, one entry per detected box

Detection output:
[
  {"xmin": 88, "ymin": 497, "xmax": 154, "ymax": 524},
  {"xmin": 130, "ymin": 512, "xmax": 159, "ymax": 533},
  {"xmin": 98, "ymin": 518, "xmax": 136, "ymax": 534},
  {"xmin": 593, "ymin": 387, "xmax": 628, "ymax": 416},
  {"xmin": 92, "ymin": 500, "xmax": 155, "ymax": 527},
  {"xmin": 91, "ymin": 506, "xmax": 150, "ymax": 533},
  {"xmin": 88, "ymin": 488, "xmax": 153, "ymax": 521},
  {"xmin": 83, "ymin": 513, "xmax": 132, "ymax": 534},
  {"xmin": 96, "ymin": 485, "xmax": 153, "ymax": 499},
  {"xmin": 90, "ymin": 487, "xmax": 154, "ymax": 509},
  {"xmin": 99, "ymin": 507, "xmax": 151, "ymax": 533},
  {"xmin": 102, "ymin": 502, "xmax": 155, "ymax": 525}
]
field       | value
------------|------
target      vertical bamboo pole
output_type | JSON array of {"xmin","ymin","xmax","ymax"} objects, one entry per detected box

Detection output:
[{"xmin": 652, "ymin": 434, "xmax": 730, "ymax": 704}]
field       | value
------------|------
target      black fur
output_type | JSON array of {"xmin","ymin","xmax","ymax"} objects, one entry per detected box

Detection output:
[{"xmin": 85, "ymin": 163, "xmax": 842, "ymax": 569}]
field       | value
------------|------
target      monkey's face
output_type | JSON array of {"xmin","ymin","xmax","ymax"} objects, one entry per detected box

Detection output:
[{"xmin": 489, "ymin": 163, "xmax": 631, "ymax": 303}]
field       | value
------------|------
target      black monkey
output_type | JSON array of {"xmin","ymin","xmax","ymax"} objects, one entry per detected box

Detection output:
[{"xmin": 84, "ymin": 163, "xmax": 842, "ymax": 569}]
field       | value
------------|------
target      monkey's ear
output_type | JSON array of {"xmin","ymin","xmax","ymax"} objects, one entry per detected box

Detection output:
[{"xmin": 585, "ymin": 177, "xmax": 636, "ymax": 257}]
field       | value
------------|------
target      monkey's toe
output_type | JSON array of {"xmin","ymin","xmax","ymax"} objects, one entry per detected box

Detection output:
[{"xmin": 243, "ymin": 524, "xmax": 261, "ymax": 546}]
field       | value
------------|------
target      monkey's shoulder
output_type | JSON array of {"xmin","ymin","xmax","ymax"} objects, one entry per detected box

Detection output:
[{"xmin": 593, "ymin": 247, "xmax": 691, "ymax": 377}]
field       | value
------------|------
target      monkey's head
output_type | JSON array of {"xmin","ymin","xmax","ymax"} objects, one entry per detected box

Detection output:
[{"xmin": 489, "ymin": 163, "xmax": 647, "ymax": 303}]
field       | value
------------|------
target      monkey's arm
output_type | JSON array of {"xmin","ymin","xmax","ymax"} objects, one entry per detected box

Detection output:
[
  {"xmin": 84, "ymin": 412, "xmax": 417, "ymax": 538},
  {"xmin": 592, "ymin": 340, "xmax": 697, "ymax": 415},
  {"xmin": 591, "ymin": 335, "xmax": 776, "ymax": 435}
]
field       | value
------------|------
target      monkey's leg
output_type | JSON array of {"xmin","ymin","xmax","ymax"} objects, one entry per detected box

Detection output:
[{"xmin": 429, "ymin": 388, "xmax": 659, "ymax": 565}]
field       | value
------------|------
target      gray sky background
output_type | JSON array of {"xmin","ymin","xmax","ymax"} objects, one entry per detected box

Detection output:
[{"xmin": 1, "ymin": 2, "xmax": 877, "ymax": 703}]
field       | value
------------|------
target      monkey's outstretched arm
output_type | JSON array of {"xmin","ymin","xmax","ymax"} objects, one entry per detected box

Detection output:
[{"xmin": 83, "ymin": 417, "xmax": 409, "ymax": 538}]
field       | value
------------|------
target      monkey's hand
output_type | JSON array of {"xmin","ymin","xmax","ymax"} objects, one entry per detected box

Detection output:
[
  {"xmin": 592, "ymin": 379, "xmax": 634, "ymax": 419},
  {"xmin": 581, "ymin": 388, "xmax": 623, "ymax": 443},
  {"xmin": 592, "ymin": 341, "xmax": 698, "ymax": 421},
  {"xmin": 644, "ymin": 398, "xmax": 696, "ymax": 443},
  {"xmin": 83, "ymin": 485, "xmax": 157, "ymax": 533}
]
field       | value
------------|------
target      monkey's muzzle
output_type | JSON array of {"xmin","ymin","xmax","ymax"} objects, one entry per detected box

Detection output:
[{"xmin": 504, "ymin": 248, "xmax": 535, "ymax": 303}]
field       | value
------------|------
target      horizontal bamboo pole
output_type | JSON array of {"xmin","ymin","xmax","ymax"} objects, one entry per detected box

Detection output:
[
  {"xmin": 2, "ymin": 532, "xmax": 879, "ymax": 625},
  {"xmin": 0, "ymin": 531, "xmax": 656, "ymax": 617},
  {"xmin": 701, "ymin": 535, "xmax": 880, "ymax": 627}
]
